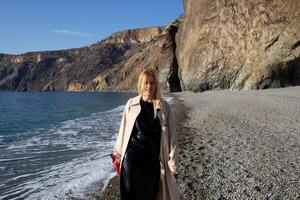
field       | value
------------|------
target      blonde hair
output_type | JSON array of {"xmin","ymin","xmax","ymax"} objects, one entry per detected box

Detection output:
[{"xmin": 137, "ymin": 68, "xmax": 163, "ymax": 118}]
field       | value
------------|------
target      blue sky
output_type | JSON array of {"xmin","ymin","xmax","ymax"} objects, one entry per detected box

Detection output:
[{"xmin": 0, "ymin": 0, "xmax": 183, "ymax": 55}]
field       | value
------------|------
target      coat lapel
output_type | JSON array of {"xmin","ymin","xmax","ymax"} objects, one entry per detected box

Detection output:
[{"xmin": 121, "ymin": 96, "xmax": 141, "ymax": 161}]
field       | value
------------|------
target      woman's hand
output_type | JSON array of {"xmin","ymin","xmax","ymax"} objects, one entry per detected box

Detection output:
[
  {"xmin": 113, "ymin": 156, "xmax": 120, "ymax": 166},
  {"xmin": 111, "ymin": 153, "xmax": 120, "ymax": 166}
]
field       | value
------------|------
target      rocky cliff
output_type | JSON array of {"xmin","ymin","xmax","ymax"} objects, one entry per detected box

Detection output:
[
  {"xmin": 176, "ymin": 0, "xmax": 300, "ymax": 91},
  {"xmin": 0, "ymin": 27, "xmax": 181, "ymax": 92},
  {"xmin": 90, "ymin": 22, "xmax": 181, "ymax": 92},
  {"xmin": 0, "ymin": 0, "xmax": 299, "ymax": 92}
]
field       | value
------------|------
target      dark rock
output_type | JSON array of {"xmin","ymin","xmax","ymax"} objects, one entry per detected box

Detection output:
[{"xmin": 254, "ymin": 186, "xmax": 261, "ymax": 192}]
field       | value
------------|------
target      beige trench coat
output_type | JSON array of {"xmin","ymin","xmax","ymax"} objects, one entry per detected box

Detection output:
[{"xmin": 113, "ymin": 95, "xmax": 180, "ymax": 200}]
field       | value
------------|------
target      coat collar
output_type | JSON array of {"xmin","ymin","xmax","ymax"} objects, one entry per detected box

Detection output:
[
  {"xmin": 130, "ymin": 95, "xmax": 142, "ymax": 106},
  {"xmin": 130, "ymin": 95, "xmax": 162, "ymax": 110}
]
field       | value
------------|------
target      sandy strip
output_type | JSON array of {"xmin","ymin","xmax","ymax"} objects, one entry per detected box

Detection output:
[{"xmin": 98, "ymin": 86, "xmax": 300, "ymax": 199}]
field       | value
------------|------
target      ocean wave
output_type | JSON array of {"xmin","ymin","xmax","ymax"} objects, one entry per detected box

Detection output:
[
  {"xmin": 5, "ymin": 105, "xmax": 125, "ymax": 151},
  {"xmin": 1, "ymin": 153, "xmax": 115, "ymax": 200},
  {"xmin": 0, "ymin": 104, "xmax": 125, "ymax": 199}
]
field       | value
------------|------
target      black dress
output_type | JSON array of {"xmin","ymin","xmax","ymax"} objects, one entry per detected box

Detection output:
[{"xmin": 120, "ymin": 99, "xmax": 162, "ymax": 200}]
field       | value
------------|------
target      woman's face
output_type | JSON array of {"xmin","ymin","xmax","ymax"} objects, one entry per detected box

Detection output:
[{"xmin": 141, "ymin": 75, "xmax": 156, "ymax": 100}]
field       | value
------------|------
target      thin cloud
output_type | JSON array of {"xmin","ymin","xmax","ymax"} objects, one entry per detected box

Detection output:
[{"xmin": 53, "ymin": 29, "xmax": 94, "ymax": 37}]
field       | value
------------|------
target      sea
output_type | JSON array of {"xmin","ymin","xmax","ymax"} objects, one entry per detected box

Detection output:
[{"xmin": 0, "ymin": 91, "xmax": 138, "ymax": 200}]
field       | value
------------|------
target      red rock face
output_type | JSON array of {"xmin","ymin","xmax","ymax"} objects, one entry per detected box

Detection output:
[{"xmin": 176, "ymin": 0, "xmax": 300, "ymax": 91}]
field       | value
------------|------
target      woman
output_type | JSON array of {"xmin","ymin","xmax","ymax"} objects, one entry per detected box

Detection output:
[{"xmin": 113, "ymin": 68, "xmax": 179, "ymax": 200}]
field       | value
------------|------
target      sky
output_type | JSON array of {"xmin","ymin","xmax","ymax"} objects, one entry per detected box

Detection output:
[{"xmin": 0, "ymin": 0, "xmax": 183, "ymax": 55}]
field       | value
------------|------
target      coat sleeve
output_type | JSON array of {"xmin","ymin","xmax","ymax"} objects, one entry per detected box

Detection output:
[
  {"xmin": 113, "ymin": 101, "xmax": 128, "ymax": 160},
  {"xmin": 166, "ymin": 102, "xmax": 179, "ymax": 174}
]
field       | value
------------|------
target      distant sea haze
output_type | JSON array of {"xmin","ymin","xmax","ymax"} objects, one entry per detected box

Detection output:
[{"xmin": 0, "ymin": 92, "xmax": 137, "ymax": 199}]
